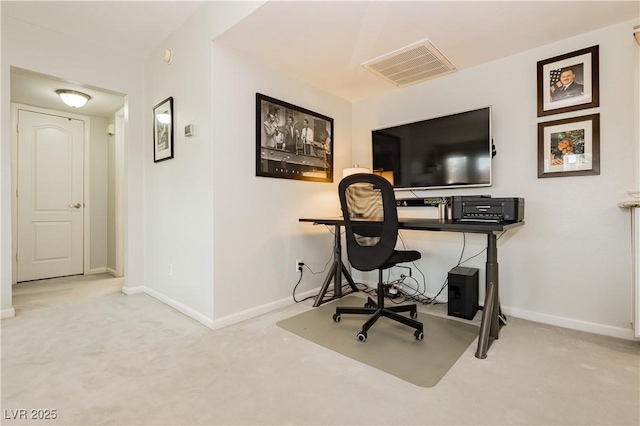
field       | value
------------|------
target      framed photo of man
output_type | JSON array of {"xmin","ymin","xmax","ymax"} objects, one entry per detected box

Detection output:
[
  {"xmin": 153, "ymin": 96, "xmax": 174, "ymax": 162},
  {"xmin": 256, "ymin": 93, "xmax": 334, "ymax": 183},
  {"xmin": 537, "ymin": 114, "xmax": 600, "ymax": 178},
  {"xmin": 537, "ymin": 45, "xmax": 599, "ymax": 117}
]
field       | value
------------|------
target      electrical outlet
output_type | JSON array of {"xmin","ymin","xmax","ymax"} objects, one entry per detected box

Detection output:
[{"xmin": 295, "ymin": 259, "xmax": 304, "ymax": 273}]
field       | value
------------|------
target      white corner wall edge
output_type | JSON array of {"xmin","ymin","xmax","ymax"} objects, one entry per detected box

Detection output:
[
  {"xmin": 503, "ymin": 305, "xmax": 638, "ymax": 341},
  {"xmin": 1, "ymin": 308, "xmax": 16, "ymax": 319}
]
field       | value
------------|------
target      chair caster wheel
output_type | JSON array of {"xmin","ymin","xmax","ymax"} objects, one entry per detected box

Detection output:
[
  {"xmin": 415, "ymin": 330, "xmax": 424, "ymax": 341},
  {"xmin": 410, "ymin": 311, "xmax": 418, "ymax": 319},
  {"xmin": 357, "ymin": 331, "xmax": 367, "ymax": 342},
  {"xmin": 332, "ymin": 313, "xmax": 341, "ymax": 322}
]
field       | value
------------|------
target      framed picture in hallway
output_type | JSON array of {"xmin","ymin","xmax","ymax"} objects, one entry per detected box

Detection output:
[
  {"xmin": 256, "ymin": 93, "xmax": 334, "ymax": 183},
  {"xmin": 537, "ymin": 114, "xmax": 600, "ymax": 178},
  {"xmin": 537, "ymin": 45, "xmax": 599, "ymax": 117},
  {"xmin": 153, "ymin": 96, "xmax": 174, "ymax": 162}
]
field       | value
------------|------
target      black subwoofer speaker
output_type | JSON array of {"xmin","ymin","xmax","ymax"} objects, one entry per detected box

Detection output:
[{"xmin": 448, "ymin": 266, "xmax": 479, "ymax": 320}]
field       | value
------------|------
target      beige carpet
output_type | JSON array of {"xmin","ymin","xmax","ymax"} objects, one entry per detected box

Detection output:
[{"xmin": 277, "ymin": 296, "xmax": 479, "ymax": 387}]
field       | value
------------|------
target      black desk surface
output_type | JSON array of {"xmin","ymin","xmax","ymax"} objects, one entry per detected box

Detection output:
[{"xmin": 299, "ymin": 217, "xmax": 524, "ymax": 234}]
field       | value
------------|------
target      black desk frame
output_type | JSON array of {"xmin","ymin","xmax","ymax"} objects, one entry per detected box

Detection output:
[{"xmin": 299, "ymin": 217, "xmax": 524, "ymax": 359}]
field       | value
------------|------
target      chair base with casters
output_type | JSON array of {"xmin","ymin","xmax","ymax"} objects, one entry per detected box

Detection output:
[{"xmin": 332, "ymin": 268, "xmax": 424, "ymax": 342}]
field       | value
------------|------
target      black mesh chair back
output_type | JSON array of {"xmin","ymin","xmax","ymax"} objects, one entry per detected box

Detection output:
[
  {"xmin": 339, "ymin": 173, "xmax": 398, "ymax": 272},
  {"xmin": 334, "ymin": 173, "xmax": 424, "ymax": 342}
]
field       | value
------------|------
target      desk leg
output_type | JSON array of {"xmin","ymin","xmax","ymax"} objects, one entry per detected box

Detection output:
[
  {"xmin": 475, "ymin": 232, "xmax": 501, "ymax": 359},
  {"xmin": 312, "ymin": 224, "xmax": 357, "ymax": 307}
]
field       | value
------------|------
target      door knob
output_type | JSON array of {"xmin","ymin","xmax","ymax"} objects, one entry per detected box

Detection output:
[{"xmin": 69, "ymin": 203, "xmax": 82, "ymax": 209}]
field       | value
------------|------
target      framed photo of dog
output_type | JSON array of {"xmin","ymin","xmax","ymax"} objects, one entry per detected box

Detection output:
[{"xmin": 537, "ymin": 114, "xmax": 600, "ymax": 178}]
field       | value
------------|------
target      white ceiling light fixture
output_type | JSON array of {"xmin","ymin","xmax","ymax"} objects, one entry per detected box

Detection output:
[{"xmin": 56, "ymin": 89, "xmax": 91, "ymax": 108}]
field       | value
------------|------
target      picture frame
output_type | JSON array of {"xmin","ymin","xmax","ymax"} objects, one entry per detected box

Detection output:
[
  {"xmin": 537, "ymin": 114, "xmax": 600, "ymax": 178},
  {"xmin": 256, "ymin": 93, "xmax": 333, "ymax": 183},
  {"xmin": 537, "ymin": 45, "xmax": 599, "ymax": 117},
  {"xmin": 153, "ymin": 96, "xmax": 174, "ymax": 162}
]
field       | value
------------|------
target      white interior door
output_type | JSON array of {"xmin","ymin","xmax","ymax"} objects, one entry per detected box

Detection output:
[{"xmin": 17, "ymin": 110, "xmax": 84, "ymax": 282}]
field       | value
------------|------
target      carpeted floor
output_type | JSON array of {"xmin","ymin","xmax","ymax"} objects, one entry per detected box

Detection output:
[
  {"xmin": 2, "ymin": 275, "xmax": 639, "ymax": 425},
  {"xmin": 277, "ymin": 296, "xmax": 479, "ymax": 387}
]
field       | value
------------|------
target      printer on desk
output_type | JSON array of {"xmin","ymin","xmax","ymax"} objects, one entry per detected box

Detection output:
[{"xmin": 451, "ymin": 195, "xmax": 524, "ymax": 222}]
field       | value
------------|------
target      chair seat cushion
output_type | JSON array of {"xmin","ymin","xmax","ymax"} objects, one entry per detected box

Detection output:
[{"xmin": 382, "ymin": 250, "xmax": 421, "ymax": 269}]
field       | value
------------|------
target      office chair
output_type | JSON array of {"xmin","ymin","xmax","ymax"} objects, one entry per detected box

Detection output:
[{"xmin": 333, "ymin": 173, "xmax": 424, "ymax": 342}]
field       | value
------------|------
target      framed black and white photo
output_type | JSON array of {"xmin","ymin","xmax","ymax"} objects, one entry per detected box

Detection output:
[
  {"xmin": 537, "ymin": 45, "xmax": 599, "ymax": 117},
  {"xmin": 256, "ymin": 93, "xmax": 334, "ymax": 183},
  {"xmin": 153, "ymin": 96, "xmax": 174, "ymax": 162},
  {"xmin": 538, "ymin": 114, "xmax": 600, "ymax": 178}
]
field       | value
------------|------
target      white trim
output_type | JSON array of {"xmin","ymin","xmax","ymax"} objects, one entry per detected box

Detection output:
[
  {"xmin": 114, "ymin": 107, "xmax": 125, "ymax": 278},
  {"xmin": 143, "ymin": 287, "xmax": 214, "ymax": 328},
  {"xmin": 123, "ymin": 280, "xmax": 637, "ymax": 341},
  {"xmin": 632, "ymin": 208, "xmax": 640, "ymax": 338},
  {"xmin": 502, "ymin": 305, "xmax": 638, "ymax": 342},
  {"xmin": 1, "ymin": 308, "xmax": 16, "ymax": 319},
  {"xmin": 89, "ymin": 267, "xmax": 107, "ymax": 274},
  {"xmin": 82, "ymin": 113, "xmax": 91, "ymax": 276},
  {"xmin": 129, "ymin": 285, "xmax": 320, "ymax": 331},
  {"xmin": 209, "ymin": 287, "xmax": 320, "ymax": 331},
  {"xmin": 121, "ymin": 285, "xmax": 144, "ymax": 295},
  {"xmin": 106, "ymin": 267, "xmax": 117, "ymax": 277}
]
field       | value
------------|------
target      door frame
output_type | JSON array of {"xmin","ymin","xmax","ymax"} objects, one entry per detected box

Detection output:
[
  {"xmin": 11, "ymin": 103, "xmax": 92, "ymax": 284},
  {"xmin": 115, "ymin": 106, "xmax": 125, "ymax": 277}
]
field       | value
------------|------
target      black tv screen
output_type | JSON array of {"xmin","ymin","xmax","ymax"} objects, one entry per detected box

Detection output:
[{"xmin": 372, "ymin": 107, "xmax": 492, "ymax": 190}]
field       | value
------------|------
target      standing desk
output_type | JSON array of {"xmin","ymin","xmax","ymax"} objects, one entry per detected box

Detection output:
[{"xmin": 298, "ymin": 216, "xmax": 524, "ymax": 359}]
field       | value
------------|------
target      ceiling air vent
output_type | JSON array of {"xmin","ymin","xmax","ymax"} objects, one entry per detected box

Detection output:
[{"xmin": 362, "ymin": 38, "xmax": 457, "ymax": 87}]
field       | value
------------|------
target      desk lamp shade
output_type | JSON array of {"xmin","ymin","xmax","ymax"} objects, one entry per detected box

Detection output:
[{"xmin": 343, "ymin": 166, "xmax": 370, "ymax": 178}]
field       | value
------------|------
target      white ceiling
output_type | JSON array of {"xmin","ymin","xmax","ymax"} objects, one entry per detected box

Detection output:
[
  {"xmin": 216, "ymin": 0, "xmax": 640, "ymax": 101},
  {"xmin": 5, "ymin": 1, "xmax": 640, "ymax": 114},
  {"xmin": 4, "ymin": 0, "xmax": 204, "ymax": 116}
]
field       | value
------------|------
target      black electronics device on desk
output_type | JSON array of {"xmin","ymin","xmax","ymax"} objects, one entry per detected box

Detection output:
[{"xmin": 452, "ymin": 196, "xmax": 524, "ymax": 223}]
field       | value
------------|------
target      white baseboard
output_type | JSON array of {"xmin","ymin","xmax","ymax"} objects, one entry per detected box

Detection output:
[
  {"xmin": 1, "ymin": 307, "xmax": 16, "ymax": 319},
  {"xmin": 125, "ymin": 285, "xmax": 320, "ymax": 331},
  {"xmin": 89, "ymin": 267, "xmax": 107, "ymax": 274},
  {"xmin": 121, "ymin": 285, "xmax": 144, "ymax": 295},
  {"xmin": 210, "ymin": 287, "xmax": 320, "ymax": 331},
  {"xmin": 121, "ymin": 280, "xmax": 638, "ymax": 342},
  {"xmin": 502, "ymin": 305, "xmax": 638, "ymax": 341},
  {"xmin": 106, "ymin": 267, "xmax": 117, "ymax": 277},
  {"xmin": 367, "ymin": 279, "xmax": 637, "ymax": 340},
  {"xmin": 143, "ymin": 287, "xmax": 214, "ymax": 329}
]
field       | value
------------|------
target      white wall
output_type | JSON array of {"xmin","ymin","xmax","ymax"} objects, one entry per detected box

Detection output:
[
  {"xmin": 142, "ymin": 1, "xmax": 352, "ymax": 325},
  {"xmin": 142, "ymin": 2, "xmax": 267, "ymax": 324},
  {"xmin": 352, "ymin": 20, "xmax": 639, "ymax": 338},
  {"xmin": 1, "ymin": 14, "xmax": 146, "ymax": 315},
  {"xmin": 210, "ymin": 45, "xmax": 353, "ymax": 320}
]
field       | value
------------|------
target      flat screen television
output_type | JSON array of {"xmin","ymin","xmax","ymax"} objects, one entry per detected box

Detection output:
[{"xmin": 372, "ymin": 106, "xmax": 492, "ymax": 190}]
